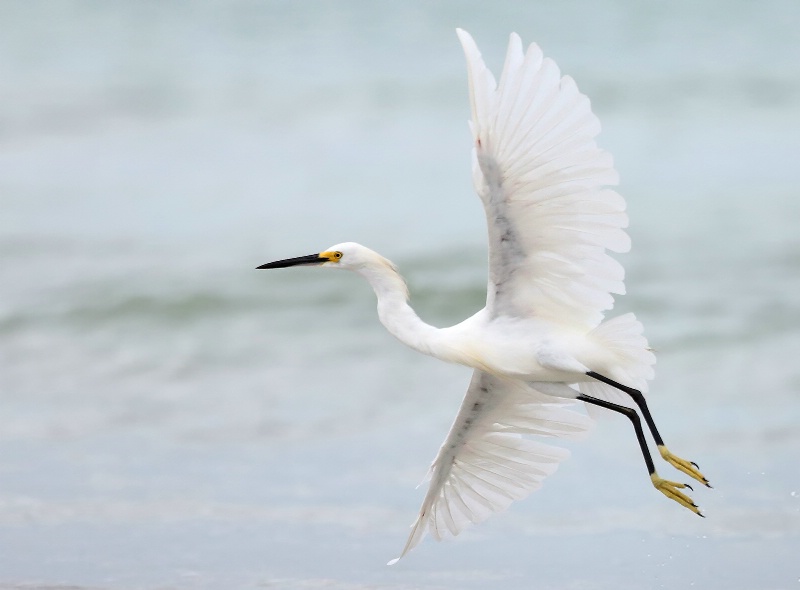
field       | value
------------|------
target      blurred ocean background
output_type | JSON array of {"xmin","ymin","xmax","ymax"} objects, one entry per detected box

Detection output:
[{"xmin": 2, "ymin": 1, "xmax": 799, "ymax": 588}]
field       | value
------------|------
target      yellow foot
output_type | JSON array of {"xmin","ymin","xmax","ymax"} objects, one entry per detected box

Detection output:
[
  {"xmin": 651, "ymin": 473, "xmax": 703, "ymax": 516},
  {"xmin": 658, "ymin": 445, "xmax": 711, "ymax": 488}
]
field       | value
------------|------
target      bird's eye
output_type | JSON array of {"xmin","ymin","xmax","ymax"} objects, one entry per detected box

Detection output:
[{"xmin": 333, "ymin": 251, "xmax": 343, "ymax": 260}]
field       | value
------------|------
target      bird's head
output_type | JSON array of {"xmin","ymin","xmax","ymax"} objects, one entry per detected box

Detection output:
[{"xmin": 257, "ymin": 242, "xmax": 394, "ymax": 274}]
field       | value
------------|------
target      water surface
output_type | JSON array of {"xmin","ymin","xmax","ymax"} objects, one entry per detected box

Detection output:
[{"xmin": 1, "ymin": 1, "xmax": 799, "ymax": 588}]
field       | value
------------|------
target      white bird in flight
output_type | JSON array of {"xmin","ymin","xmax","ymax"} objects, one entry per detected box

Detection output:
[{"xmin": 258, "ymin": 29, "xmax": 710, "ymax": 563}]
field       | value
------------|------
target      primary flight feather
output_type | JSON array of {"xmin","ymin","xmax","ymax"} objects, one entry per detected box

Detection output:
[{"xmin": 258, "ymin": 29, "xmax": 710, "ymax": 563}]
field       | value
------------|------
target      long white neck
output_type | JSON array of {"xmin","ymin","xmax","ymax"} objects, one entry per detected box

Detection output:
[{"xmin": 357, "ymin": 262, "xmax": 445, "ymax": 358}]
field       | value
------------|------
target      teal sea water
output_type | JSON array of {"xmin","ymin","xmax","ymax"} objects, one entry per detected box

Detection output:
[{"xmin": 1, "ymin": 1, "xmax": 799, "ymax": 588}]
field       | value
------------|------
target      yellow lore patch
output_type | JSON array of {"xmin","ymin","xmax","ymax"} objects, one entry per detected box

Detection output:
[{"xmin": 320, "ymin": 251, "xmax": 343, "ymax": 263}]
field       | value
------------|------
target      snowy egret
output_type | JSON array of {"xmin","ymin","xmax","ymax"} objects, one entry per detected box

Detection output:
[{"xmin": 258, "ymin": 29, "xmax": 710, "ymax": 562}]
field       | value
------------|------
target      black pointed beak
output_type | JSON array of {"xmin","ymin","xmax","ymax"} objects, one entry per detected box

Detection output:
[{"xmin": 256, "ymin": 253, "xmax": 325, "ymax": 269}]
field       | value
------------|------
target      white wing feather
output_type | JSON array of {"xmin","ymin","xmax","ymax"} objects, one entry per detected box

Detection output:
[
  {"xmin": 390, "ymin": 29, "xmax": 656, "ymax": 565},
  {"xmin": 457, "ymin": 29, "xmax": 629, "ymax": 328},
  {"xmin": 389, "ymin": 370, "xmax": 592, "ymax": 564}
]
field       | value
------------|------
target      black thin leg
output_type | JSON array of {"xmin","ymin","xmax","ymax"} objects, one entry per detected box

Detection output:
[
  {"xmin": 580, "ymin": 376, "xmax": 706, "ymax": 515},
  {"xmin": 586, "ymin": 371, "xmax": 665, "ymax": 446},
  {"xmin": 576, "ymin": 393, "xmax": 655, "ymax": 476},
  {"xmin": 586, "ymin": 370, "xmax": 710, "ymax": 490}
]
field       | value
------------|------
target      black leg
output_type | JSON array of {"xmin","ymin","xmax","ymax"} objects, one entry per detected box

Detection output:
[
  {"xmin": 577, "ymin": 390, "xmax": 703, "ymax": 516},
  {"xmin": 576, "ymin": 393, "xmax": 656, "ymax": 476},
  {"xmin": 585, "ymin": 370, "xmax": 711, "ymax": 488},
  {"xmin": 586, "ymin": 371, "xmax": 666, "ymax": 446}
]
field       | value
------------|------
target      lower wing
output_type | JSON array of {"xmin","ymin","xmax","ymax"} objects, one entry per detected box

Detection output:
[{"xmin": 389, "ymin": 370, "xmax": 593, "ymax": 564}]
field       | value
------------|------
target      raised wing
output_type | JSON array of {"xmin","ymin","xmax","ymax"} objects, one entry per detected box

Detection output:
[
  {"xmin": 389, "ymin": 370, "xmax": 592, "ymax": 564},
  {"xmin": 458, "ymin": 29, "xmax": 629, "ymax": 328}
]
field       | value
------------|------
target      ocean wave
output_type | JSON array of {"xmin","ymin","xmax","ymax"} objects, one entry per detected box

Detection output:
[{"xmin": 0, "ymin": 271, "xmax": 488, "ymax": 334}]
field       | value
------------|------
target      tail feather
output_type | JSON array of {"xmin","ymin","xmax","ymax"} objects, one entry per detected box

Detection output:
[{"xmin": 580, "ymin": 312, "xmax": 655, "ymax": 406}]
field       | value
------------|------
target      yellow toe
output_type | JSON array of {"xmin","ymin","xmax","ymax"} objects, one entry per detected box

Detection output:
[
  {"xmin": 658, "ymin": 445, "xmax": 711, "ymax": 488},
  {"xmin": 651, "ymin": 473, "xmax": 703, "ymax": 516}
]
